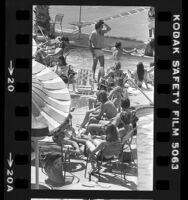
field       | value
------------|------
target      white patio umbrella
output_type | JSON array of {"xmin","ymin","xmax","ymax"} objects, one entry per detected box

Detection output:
[
  {"xmin": 32, "ymin": 38, "xmax": 37, "ymax": 57},
  {"xmin": 32, "ymin": 60, "xmax": 71, "ymax": 189}
]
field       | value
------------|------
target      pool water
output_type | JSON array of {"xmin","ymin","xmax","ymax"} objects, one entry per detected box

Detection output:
[
  {"xmin": 66, "ymin": 47, "xmax": 154, "ymax": 73},
  {"xmin": 67, "ymin": 47, "xmax": 154, "ymax": 109}
]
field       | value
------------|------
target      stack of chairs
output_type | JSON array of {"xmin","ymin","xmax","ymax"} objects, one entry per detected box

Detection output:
[{"xmin": 76, "ymin": 69, "xmax": 94, "ymax": 95}]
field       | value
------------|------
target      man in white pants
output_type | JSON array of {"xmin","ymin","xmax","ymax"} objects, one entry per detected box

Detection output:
[{"xmin": 89, "ymin": 20, "xmax": 111, "ymax": 83}]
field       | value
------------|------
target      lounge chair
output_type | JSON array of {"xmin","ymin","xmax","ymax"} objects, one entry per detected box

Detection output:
[
  {"xmin": 84, "ymin": 127, "xmax": 137, "ymax": 182},
  {"xmin": 76, "ymin": 69, "xmax": 94, "ymax": 95},
  {"xmin": 84, "ymin": 140, "xmax": 125, "ymax": 182},
  {"xmin": 53, "ymin": 14, "xmax": 64, "ymax": 35}
]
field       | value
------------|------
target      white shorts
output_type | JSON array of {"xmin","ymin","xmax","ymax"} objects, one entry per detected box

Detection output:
[{"xmin": 93, "ymin": 49, "xmax": 104, "ymax": 58}]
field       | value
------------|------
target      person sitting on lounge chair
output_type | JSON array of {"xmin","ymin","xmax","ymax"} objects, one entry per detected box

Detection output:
[
  {"xmin": 34, "ymin": 48, "xmax": 51, "ymax": 66},
  {"xmin": 53, "ymin": 56, "xmax": 76, "ymax": 91},
  {"xmin": 105, "ymin": 62, "xmax": 124, "ymax": 80},
  {"xmin": 52, "ymin": 114, "xmax": 82, "ymax": 154},
  {"xmin": 111, "ymin": 98, "xmax": 138, "ymax": 140},
  {"xmin": 107, "ymin": 78, "xmax": 129, "ymax": 111},
  {"xmin": 86, "ymin": 123, "xmax": 121, "ymax": 174},
  {"xmin": 82, "ymin": 90, "xmax": 117, "ymax": 136},
  {"xmin": 79, "ymin": 89, "xmax": 117, "ymax": 129},
  {"xmin": 88, "ymin": 90, "xmax": 118, "ymax": 123},
  {"xmin": 87, "ymin": 98, "xmax": 134, "ymax": 137}
]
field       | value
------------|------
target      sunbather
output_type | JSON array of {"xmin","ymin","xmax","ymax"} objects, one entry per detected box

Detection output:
[
  {"xmin": 53, "ymin": 56, "xmax": 76, "ymax": 91},
  {"xmin": 79, "ymin": 90, "xmax": 117, "ymax": 130},
  {"xmin": 86, "ymin": 123, "xmax": 121, "ymax": 173},
  {"xmin": 82, "ymin": 90, "xmax": 118, "ymax": 136},
  {"xmin": 88, "ymin": 90, "xmax": 118, "ymax": 123},
  {"xmin": 111, "ymin": 98, "xmax": 138, "ymax": 140},
  {"xmin": 133, "ymin": 62, "xmax": 150, "ymax": 89},
  {"xmin": 106, "ymin": 77, "xmax": 129, "ymax": 111},
  {"xmin": 34, "ymin": 48, "xmax": 51, "ymax": 66},
  {"xmin": 52, "ymin": 114, "xmax": 82, "ymax": 154},
  {"xmin": 87, "ymin": 98, "xmax": 133, "ymax": 137},
  {"xmin": 105, "ymin": 62, "xmax": 124, "ymax": 80}
]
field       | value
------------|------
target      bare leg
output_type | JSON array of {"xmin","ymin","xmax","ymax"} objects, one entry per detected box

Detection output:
[
  {"xmin": 72, "ymin": 78, "xmax": 76, "ymax": 92},
  {"xmin": 80, "ymin": 109, "xmax": 96, "ymax": 128},
  {"xmin": 71, "ymin": 136, "xmax": 87, "ymax": 144},
  {"xmin": 98, "ymin": 56, "xmax": 105, "ymax": 82},
  {"xmin": 84, "ymin": 117, "xmax": 99, "ymax": 135},
  {"xmin": 92, "ymin": 57, "xmax": 99, "ymax": 80},
  {"xmin": 92, "ymin": 138, "xmax": 103, "ymax": 146},
  {"xmin": 61, "ymin": 139, "xmax": 81, "ymax": 153},
  {"xmin": 88, "ymin": 97, "xmax": 97, "ymax": 109},
  {"xmin": 98, "ymin": 55, "xmax": 104, "ymax": 67}
]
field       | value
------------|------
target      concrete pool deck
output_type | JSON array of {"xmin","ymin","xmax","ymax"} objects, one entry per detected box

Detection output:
[
  {"xmin": 31, "ymin": 102, "xmax": 138, "ymax": 190},
  {"xmin": 31, "ymin": 85, "xmax": 153, "ymax": 190}
]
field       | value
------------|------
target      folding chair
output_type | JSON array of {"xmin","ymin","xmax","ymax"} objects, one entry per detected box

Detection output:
[
  {"xmin": 84, "ymin": 126, "xmax": 137, "ymax": 181},
  {"xmin": 121, "ymin": 126, "xmax": 137, "ymax": 165},
  {"xmin": 84, "ymin": 141, "xmax": 126, "ymax": 182},
  {"xmin": 53, "ymin": 14, "xmax": 64, "ymax": 35},
  {"xmin": 76, "ymin": 69, "xmax": 94, "ymax": 95}
]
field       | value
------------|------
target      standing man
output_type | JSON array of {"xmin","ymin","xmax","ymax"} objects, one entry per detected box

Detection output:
[
  {"xmin": 89, "ymin": 20, "xmax": 111, "ymax": 83},
  {"xmin": 148, "ymin": 7, "xmax": 155, "ymax": 39}
]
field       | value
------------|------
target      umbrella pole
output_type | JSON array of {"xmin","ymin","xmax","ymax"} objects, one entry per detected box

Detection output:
[
  {"xmin": 78, "ymin": 6, "xmax": 82, "ymax": 38},
  {"xmin": 34, "ymin": 139, "xmax": 39, "ymax": 189}
]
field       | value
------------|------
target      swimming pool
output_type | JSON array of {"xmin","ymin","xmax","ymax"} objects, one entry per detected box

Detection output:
[
  {"xmin": 66, "ymin": 47, "xmax": 154, "ymax": 73},
  {"xmin": 67, "ymin": 47, "xmax": 154, "ymax": 109}
]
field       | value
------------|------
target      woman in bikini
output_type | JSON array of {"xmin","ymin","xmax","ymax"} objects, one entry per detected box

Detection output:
[{"xmin": 85, "ymin": 123, "xmax": 121, "ymax": 174}]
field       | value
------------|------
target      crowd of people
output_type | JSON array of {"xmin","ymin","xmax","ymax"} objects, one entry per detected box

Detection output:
[
  {"xmin": 50, "ymin": 89, "xmax": 138, "ymax": 175},
  {"xmin": 32, "ymin": 9, "xmax": 154, "ymax": 183}
]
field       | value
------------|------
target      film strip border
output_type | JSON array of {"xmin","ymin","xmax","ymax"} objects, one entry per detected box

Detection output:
[{"xmin": 4, "ymin": 1, "xmax": 181, "ymax": 200}]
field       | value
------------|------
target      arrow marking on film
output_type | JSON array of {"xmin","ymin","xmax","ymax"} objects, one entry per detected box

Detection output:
[
  {"xmin": 8, "ymin": 60, "xmax": 14, "ymax": 76},
  {"xmin": 7, "ymin": 152, "xmax": 13, "ymax": 168}
]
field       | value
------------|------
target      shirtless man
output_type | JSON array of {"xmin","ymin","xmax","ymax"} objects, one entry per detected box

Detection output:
[
  {"xmin": 89, "ymin": 20, "xmax": 111, "ymax": 83},
  {"xmin": 85, "ymin": 90, "xmax": 118, "ymax": 135}
]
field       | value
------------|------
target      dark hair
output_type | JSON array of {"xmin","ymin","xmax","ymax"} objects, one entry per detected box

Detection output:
[
  {"xmin": 59, "ymin": 36, "xmax": 69, "ymax": 42},
  {"xmin": 136, "ymin": 62, "xmax": 145, "ymax": 81},
  {"xmin": 105, "ymin": 124, "xmax": 118, "ymax": 142},
  {"xmin": 98, "ymin": 84, "xmax": 107, "ymax": 91},
  {"xmin": 150, "ymin": 62, "xmax": 154, "ymax": 67},
  {"xmin": 121, "ymin": 98, "xmax": 130, "ymax": 109},
  {"xmin": 42, "ymin": 153, "xmax": 64, "ymax": 184},
  {"xmin": 97, "ymin": 90, "xmax": 108, "ymax": 103},
  {"xmin": 98, "ymin": 78, "xmax": 107, "ymax": 91},
  {"xmin": 114, "ymin": 62, "xmax": 121, "ymax": 70},
  {"xmin": 95, "ymin": 20, "xmax": 104, "ymax": 30},
  {"xmin": 116, "ymin": 77, "xmax": 124, "ymax": 87},
  {"xmin": 115, "ymin": 42, "xmax": 122, "ymax": 49},
  {"xmin": 58, "ymin": 55, "xmax": 67, "ymax": 65}
]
